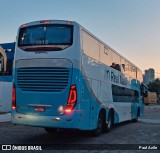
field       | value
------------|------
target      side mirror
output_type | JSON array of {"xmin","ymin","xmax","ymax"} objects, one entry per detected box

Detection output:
[{"xmin": 141, "ymin": 83, "xmax": 148, "ymax": 97}]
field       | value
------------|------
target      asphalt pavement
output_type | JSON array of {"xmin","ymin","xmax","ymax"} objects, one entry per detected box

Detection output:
[{"xmin": 0, "ymin": 104, "xmax": 160, "ymax": 153}]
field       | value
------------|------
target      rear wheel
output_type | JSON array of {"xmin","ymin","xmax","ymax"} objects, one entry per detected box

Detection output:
[
  {"xmin": 104, "ymin": 111, "xmax": 113, "ymax": 132},
  {"xmin": 90, "ymin": 112, "xmax": 103, "ymax": 137}
]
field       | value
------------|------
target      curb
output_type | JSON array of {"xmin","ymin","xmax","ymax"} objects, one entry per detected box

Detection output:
[{"xmin": 139, "ymin": 119, "xmax": 160, "ymax": 124}]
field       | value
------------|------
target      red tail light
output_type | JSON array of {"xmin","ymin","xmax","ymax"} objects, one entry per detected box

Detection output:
[
  {"xmin": 21, "ymin": 24, "xmax": 26, "ymax": 27},
  {"xmin": 40, "ymin": 20, "xmax": 51, "ymax": 24},
  {"xmin": 66, "ymin": 21, "xmax": 72, "ymax": 24},
  {"xmin": 12, "ymin": 85, "xmax": 16, "ymax": 110},
  {"xmin": 65, "ymin": 85, "xmax": 77, "ymax": 113}
]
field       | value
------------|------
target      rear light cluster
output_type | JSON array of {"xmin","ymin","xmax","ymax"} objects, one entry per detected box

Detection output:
[
  {"xmin": 22, "ymin": 24, "xmax": 26, "ymax": 27},
  {"xmin": 12, "ymin": 85, "xmax": 16, "ymax": 110},
  {"xmin": 21, "ymin": 20, "xmax": 72, "ymax": 27},
  {"xmin": 40, "ymin": 20, "xmax": 72, "ymax": 24},
  {"xmin": 11, "ymin": 84, "xmax": 77, "ymax": 113},
  {"xmin": 65, "ymin": 85, "xmax": 77, "ymax": 113},
  {"xmin": 40, "ymin": 20, "xmax": 51, "ymax": 24}
]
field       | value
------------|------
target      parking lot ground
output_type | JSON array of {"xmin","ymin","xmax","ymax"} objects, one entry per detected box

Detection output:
[{"xmin": 0, "ymin": 104, "xmax": 160, "ymax": 153}]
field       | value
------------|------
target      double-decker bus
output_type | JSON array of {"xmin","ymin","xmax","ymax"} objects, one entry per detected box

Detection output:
[
  {"xmin": 11, "ymin": 20, "xmax": 147, "ymax": 136},
  {"xmin": 0, "ymin": 43, "xmax": 15, "ymax": 112}
]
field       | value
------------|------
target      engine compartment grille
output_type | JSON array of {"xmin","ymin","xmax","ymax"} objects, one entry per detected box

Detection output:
[{"xmin": 16, "ymin": 67, "xmax": 70, "ymax": 92}]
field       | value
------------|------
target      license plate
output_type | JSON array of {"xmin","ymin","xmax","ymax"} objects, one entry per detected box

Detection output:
[{"xmin": 34, "ymin": 106, "xmax": 45, "ymax": 112}]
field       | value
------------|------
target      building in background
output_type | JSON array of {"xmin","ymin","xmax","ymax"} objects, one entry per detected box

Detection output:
[{"xmin": 143, "ymin": 68, "xmax": 155, "ymax": 85}]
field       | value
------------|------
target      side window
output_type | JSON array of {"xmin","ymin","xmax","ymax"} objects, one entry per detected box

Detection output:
[
  {"xmin": 120, "ymin": 57, "xmax": 126, "ymax": 73},
  {"xmin": 111, "ymin": 51, "xmax": 121, "ymax": 71},
  {"xmin": 100, "ymin": 44, "xmax": 112, "ymax": 66},
  {"xmin": 82, "ymin": 30, "xmax": 99, "ymax": 61},
  {"xmin": 126, "ymin": 62, "xmax": 136, "ymax": 80},
  {"xmin": 125, "ymin": 61, "xmax": 130, "ymax": 77},
  {"xmin": 104, "ymin": 47, "xmax": 112, "ymax": 66},
  {"xmin": 131, "ymin": 65, "xmax": 136, "ymax": 79},
  {"xmin": 112, "ymin": 84, "xmax": 134, "ymax": 102},
  {"xmin": 137, "ymin": 69, "xmax": 143, "ymax": 83}
]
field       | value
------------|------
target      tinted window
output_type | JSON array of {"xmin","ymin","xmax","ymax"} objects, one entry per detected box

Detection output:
[
  {"xmin": 112, "ymin": 84, "xmax": 138, "ymax": 103},
  {"xmin": 18, "ymin": 24, "xmax": 73, "ymax": 51}
]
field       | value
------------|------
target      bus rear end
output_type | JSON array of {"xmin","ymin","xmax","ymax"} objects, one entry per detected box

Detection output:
[{"xmin": 11, "ymin": 20, "xmax": 83, "ymax": 130}]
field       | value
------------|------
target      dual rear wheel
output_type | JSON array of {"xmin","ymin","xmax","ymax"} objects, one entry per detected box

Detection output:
[
  {"xmin": 45, "ymin": 110, "xmax": 114, "ymax": 137},
  {"xmin": 91, "ymin": 110, "xmax": 114, "ymax": 137}
]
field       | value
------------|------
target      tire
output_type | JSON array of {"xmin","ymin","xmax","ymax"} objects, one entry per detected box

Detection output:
[
  {"xmin": 104, "ymin": 111, "xmax": 113, "ymax": 132},
  {"xmin": 90, "ymin": 112, "xmax": 103, "ymax": 137}
]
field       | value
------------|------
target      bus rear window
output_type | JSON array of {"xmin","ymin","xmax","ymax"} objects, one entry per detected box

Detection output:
[{"xmin": 18, "ymin": 24, "xmax": 73, "ymax": 51}]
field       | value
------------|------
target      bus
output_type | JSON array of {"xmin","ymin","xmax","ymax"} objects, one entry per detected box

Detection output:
[
  {"xmin": 0, "ymin": 43, "xmax": 15, "ymax": 112},
  {"xmin": 11, "ymin": 20, "xmax": 147, "ymax": 136}
]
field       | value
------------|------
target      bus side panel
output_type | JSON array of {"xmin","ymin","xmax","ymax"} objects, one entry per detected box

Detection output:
[
  {"xmin": 78, "ymin": 76, "xmax": 91, "ymax": 130},
  {"xmin": 90, "ymin": 79, "xmax": 100, "ymax": 129},
  {"xmin": 81, "ymin": 54, "xmax": 120, "ymax": 130},
  {"xmin": 81, "ymin": 55, "xmax": 102, "ymax": 130}
]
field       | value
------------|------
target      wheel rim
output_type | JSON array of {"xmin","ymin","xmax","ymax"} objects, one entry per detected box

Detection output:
[{"xmin": 108, "ymin": 115, "xmax": 111, "ymax": 129}]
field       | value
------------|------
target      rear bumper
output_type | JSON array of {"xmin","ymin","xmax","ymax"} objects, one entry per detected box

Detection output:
[{"xmin": 11, "ymin": 111, "xmax": 79, "ymax": 129}]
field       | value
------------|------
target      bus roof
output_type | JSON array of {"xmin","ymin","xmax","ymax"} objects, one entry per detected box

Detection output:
[{"xmin": 18, "ymin": 20, "xmax": 142, "ymax": 73}]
